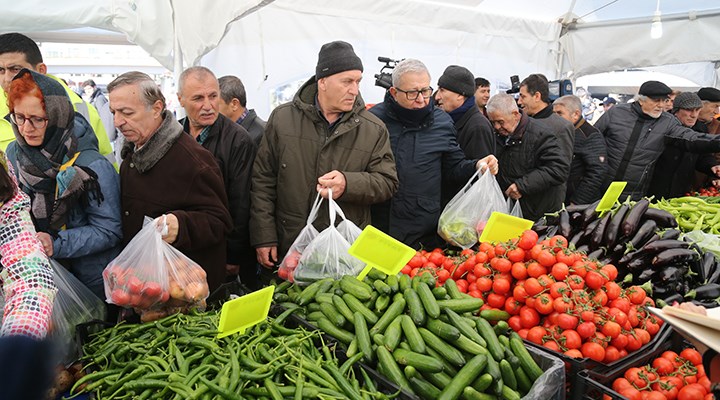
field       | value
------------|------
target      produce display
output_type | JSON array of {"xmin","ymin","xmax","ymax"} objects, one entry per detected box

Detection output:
[
  {"xmin": 397, "ymin": 230, "xmax": 665, "ymax": 366},
  {"xmin": 74, "ymin": 309, "xmax": 391, "ymax": 399},
  {"xmin": 654, "ymin": 196, "xmax": 720, "ymax": 233},
  {"xmin": 272, "ymin": 273, "xmax": 559, "ymax": 399},
  {"xmin": 686, "ymin": 186, "xmax": 720, "ymax": 198}
]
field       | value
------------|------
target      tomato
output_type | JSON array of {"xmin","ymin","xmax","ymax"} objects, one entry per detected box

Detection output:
[
  {"xmin": 476, "ymin": 276, "xmax": 493, "ymax": 292},
  {"xmin": 524, "ymin": 278, "xmax": 544, "ymax": 296},
  {"xmin": 491, "ymin": 257, "xmax": 512, "ymax": 273},
  {"xmin": 526, "ymin": 261, "xmax": 547, "ymax": 278},
  {"xmin": 577, "ymin": 321, "xmax": 597, "ymax": 339},
  {"xmin": 634, "ymin": 328, "xmax": 651, "ymax": 345},
  {"xmin": 534, "ymin": 293, "xmax": 554, "ymax": 315},
  {"xmin": 408, "ymin": 254, "xmax": 424, "ymax": 268},
  {"xmin": 565, "ymin": 349, "xmax": 583, "ymax": 358},
  {"xmin": 474, "ymin": 264, "xmax": 492, "ymax": 277},
  {"xmin": 626, "ymin": 285, "xmax": 647, "ymax": 304},
  {"xmin": 610, "ymin": 298, "xmax": 631, "ymax": 314},
  {"xmin": 603, "ymin": 345, "xmax": 621, "ymax": 363},
  {"xmin": 645, "ymin": 392, "xmax": 669, "ymax": 400},
  {"xmin": 111, "ymin": 289, "xmax": 130, "ymax": 306},
  {"xmin": 529, "ymin": 244, "xmax": 544, "ymax": 260},
  {"xmin": 610, "ymin": 334, "xmax": 628, "ymax": 350},
  {"xmin": 698, "ymin": 376, "xmax": 711, "ymax": 394},
  {"xmin": 436, "ymin": 268, "xmax": 450, "ymax": 282},
  {"xmin": 652, "ymin": 376, "xmax": 680, "ymax": 400},
  {"xmin": 601, "ymin": 321, "xmax": 621, "ymax": 339},
  {"xmin": 142, "ymin": 281, "xmax": 163, "ymax": 299},
  {"xmin": 506, "ymin": 247, "xmax": 525, "ymax": 263},
  {"xmin": 561, "ymin": 329, "xmax": 582, "ymax": 350},
  {"xmin": 625, "ymin": 334, "xmax": 642, "ymax": 352},
  {"xmin": 505, "ymin": 297, "xmax": 523, "ymax": 315},
  {"xmin": 567, "ymin": 274, "xmax": 585, "ymax": 290},
  {"xmin": 428, "ymin": 251, "xmax": 445, "ymax": 267},
  {"xmin": 678, "ymin": 385, "xmax": 706, "ymax": 400},
  {"xmin": 527, "ymin": 326, "xmax": 547, "ymax": 344},
  {"xmin": 468, "ymin": 290, "xmax": 482, "ymax": 298},
  {"xmin": 650, "ymin": 356, "xmax": 674, "ymax": 375},
  {"xmin": 518, "ymin": 230, "xmax": 538, "ymax": 250},
  {"xmin": 584, "ymin": 270, "xmax": 606, "ymax": 290},
  {"xmin": 549, "ymin": 281, "xmax": 569, "ymax": 299},
  {"xmin": 601, "ymin": 264, "xmax": 618, "ymax": 281},
  {"xmin": 492, "ymin": 278, "xmax": 511, "ymax": 295},
  {"xmin": 680, "ymin": 348, "xmax": 703, "ymax": 366},
  {"xmin": 543, "ymin": 340, "xmax": 561, "ymax": 352},
  {"xmin": 519, "ymin": 307, "xmax": 540, "ymax": 329},
  {"xmin": 556, "ymin": 250, "xmax": 578, "ymax": 266},
  {"xmin": 548, "ymin": 235, "xmax": 568, "ymax": 252},
  {"xmin": 487, "ymin": 293, "xmax": 507, "ymax": 309},
  {"xmin": 550, "ymin": 262, "xmax": 570, "ymax": 281},
  {"xmin": 508, "ymin": 315, "xmax": 523, "ymax": 332},
  {"xmin": 513, "ymin": 285, "xmax": 528, "ymax": 302},
  {"xmin": 557, "ymin": 313, "xmax": 579, "ymax": 330},
  {"xmin": 592, "ymin": 290, "xmax": 609, "ymax": 307},
  {"xmin": 613, "ymin": 377, "xmax": 633, "ymax": 392},
  {"xmin": 536, "ymin": 249, "xmax": 557, "ymax": 267},
  {"xmin": 645, "ymin": 320, "xmax": 660, "ymax": 336},
  {"xmin": 604, "ymin": 281, "xmax": 622, "ymax": 300},
  {"xmin": 466, "ymin": 273, "xmax": 478, "ymax": 285},
  {"xmin": 511, "ymin": 262, "xmax": 528, "ymax": 280},
  {"xmin": 553, "ymin": 297, "xmax": 573, "ymax": 313},
  {"xmin": 127, "ymin": 276, "xmax": 143, "ymax": 295},
  {"xmin": 581, "ymin": 342, "xmax": 606, "ymax": 362}
]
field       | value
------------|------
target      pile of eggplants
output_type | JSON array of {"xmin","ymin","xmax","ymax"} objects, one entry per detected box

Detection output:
[{"xmin": 533, "ymin": 198, "xmax": 720, "ymax": 308}]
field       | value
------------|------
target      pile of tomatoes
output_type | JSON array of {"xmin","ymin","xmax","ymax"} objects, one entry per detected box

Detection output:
[
  {"xmin": 687, "ymin": 186, "xmax": 720, "ymax": 197},
  {"xmin": 401, "ymin": 230, "xmax": 664, "ymax": 364},
  {"xmin": 611, "ymin": 347, "xmax": 712, "ymax": 400}
]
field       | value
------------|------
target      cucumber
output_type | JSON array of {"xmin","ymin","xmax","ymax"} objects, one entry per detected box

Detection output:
[
  {"xmin": 421, "ymin": 371, "xmax": 452, "ymax": 388},
  {"xmin": 444, "ymin": 279, "xmax": 464, "ymax": 299},
  {"xmin": 317, "ymin": 318, "xmax": 354, "ymax": 344},
  {"xmin": 392, "ymin": 348, "xmax": 444, "ymax": 373},
  {"xmin": 307, "ymin": 302, "xmax": 321, "ymax": 312},
  {"xmin": 425, "ymin": 345, "xmax": 458, "ymax": 375},
  {"xmin": 471, "ymin": 372, "xmax": 493, "ymax": 392},
  {"xmin": 404, "ymin": 288, "xmax": 427, "ymax": 326},
  {"xmin": 340, "ymin": 275, "xmax": 373, "ymax": 301},
  {"xmin": 454, "ymin": 334, "xmax": 489, "ymax": 356},
  {"xmin": 437, "ymin": 354, "xmax": 488, "ymax": 400},
  {"xmin": 386, "ymin": 274, "xmax": 399, "ymax": 293},
  {"xmin": 416, "ymin": 282, "xmax": 441, "ymax": 318},
  {"xmin": 307, "ymin": 311, "xmax": 324, "ymax": 322},
  {"xmin": 374, "ymin": 294, "xmax": 390, "ymax": 313},
  {"xmin": 409, "ymin": 376, "xmax": 441, "ymax": 399},
  {"xmin": 509, "ymin": 333, "xmax": 543, "ymax": 382},
  {"xmin": 485, "ymin": 352, "xmax": 503, "ymax": 395},
  {"xmin": 401, "ymin": 315, "xmax": 426, "ymax": 354},
  {"xmin": 398, "ymin": 274, "xmax": 412, "ymax": 292},
  {"xmin": 498, "ymin": 333, "xmax": 510, "ymax": 348},
  {"xmin": 297, "ymin": 278, "xmax": 332, "ymax": 305},
  {"xmin": 480, "ymin": 309, "xmax": 510, "ymax": 321},
  {"xmin": 373, "ymin": 280, "xmax": 392, "ymax": 295},
  {"xmin": 404, "ymin": 365, "xmax": 418, "ymax": 380},
  {"xmin": 494, "ymin": 320, "xmax": 510, "ymax": 336},
  {"xmin": 437, "ymin": 298, "xmax": 484, "ymax": 313},
  {"xmin": 501, "ymin": 385, "xmax": 521, "ymax": 400},
  {"xmin": 445, "ymin": 309, "xmax": 487, "ymax": 347},
  {"xmin": 417, "ymin": 272, "xmax": 437, "ymax": 288},
  {"xmin": 320, "ymin": 302, "xmax": 345, "ymax": 327},
  {"xmin": 367, "ymin": 268, "xmax": 387, "ymax": 281},
  {"xmin": 431, "ymin": 286, "xmax": 448, "ymax": 300},
  {"xmin": 315, "ymin": 292, "xmax": 334, "ymax": 304},
  {"xmin": 383, "ymin": 318, "xmax": 402, "ymax": 352},
  {"xmin": 373, "ymin": 333, "xmax": 385, "ymax": 347},
  {"xmin": 332, "ymin": 295, "xmax": 355, "ymax": 323},
  {"xmin": 503, "ymin": 347, "xmax": 521, "ymax": 370},
  {"xmin": 514, "ymin": 366, "xmax": 532, "ymax": 395},
  {"xmin": 499, "ymin": 359, "xmax": 517, "ymax": 391},
  {"xmin": 273, "ymin": 293, "xmax": 289, "ymax": 302},
  {"xmin": 354, "ymin": 312, "xmax": 375, "ymax": 363},
  {"xmin": 462, "ymin": 386, "xmax": 496, "ymax": 400},
  {"xmin": 426, "ymin": 319, "xmax": 461, "ymax": 341},
  {"xmin": 376, "ymin": 346, "xmax": 413, "ymax": 393},
  {"xmin": 346, "ymin": 338, "xmax": 358, "ymax": 358},
  {"xmin": 369, "ymin": 297, "xmax": 406, "ymax": 336},
  {"xmin": 476, "ymin": 318, "xmax": 505, "ymax": 362},
  {"xmin": 418, "ymin": 327, "xmax": 465, "ymax": 367},
  {"xmin": 342, "ymin": 293, "xmax": 379, "ymax": 325}
]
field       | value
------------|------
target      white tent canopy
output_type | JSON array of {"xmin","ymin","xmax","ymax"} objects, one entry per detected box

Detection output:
[{"xmin": 3, "ymin": 0, "xmax": 720, "ymax": 117}]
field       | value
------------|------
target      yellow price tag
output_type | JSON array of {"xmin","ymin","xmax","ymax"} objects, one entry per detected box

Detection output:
[
  {"xmin": 478, "ymin": 212, "xmax": 534, "ymax": 244},
  {"xmin": 596, "ymin": 182, "xmax": 627, "ymax": 212},
  {"xmin": 217, "ymin": 285, "xmax": 274, "ymax": 338},
  {"xmin": 348, "ymin": 225, "xmax": 416, "ymax": 280}
]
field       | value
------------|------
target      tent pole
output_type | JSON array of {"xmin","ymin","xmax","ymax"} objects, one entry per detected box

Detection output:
[{"xmin": 556, "ymin": 0, "xmax": 577, "ymax": 79}]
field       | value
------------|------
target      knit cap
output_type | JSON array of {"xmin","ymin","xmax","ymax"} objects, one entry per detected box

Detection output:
[
  {"xmin": 438, "ymin": 65, "xmax": 476, "ymax": 97},
  {"xmin": 316, "ymin": 41, "xmax": 363, "ymax": 79}
]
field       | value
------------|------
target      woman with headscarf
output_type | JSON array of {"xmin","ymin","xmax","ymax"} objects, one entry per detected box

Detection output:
[{"xmin": 5, "ymin": 69, "xmax": 122, "ymax": 299}]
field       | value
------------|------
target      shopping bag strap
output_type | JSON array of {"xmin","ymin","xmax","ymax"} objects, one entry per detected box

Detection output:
[{"xmin": 306, "ymin": 192, "xmax": 324, "ymax": 224}]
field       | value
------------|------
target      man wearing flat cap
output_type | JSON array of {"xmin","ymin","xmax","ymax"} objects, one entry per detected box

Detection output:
[
  {"xmin": 434, "ymin": 65, "xmax": 495, "ymax": 202},
  {"xmin": 250, "ymin": 40, "xmax": 399, "ymax": 274},
  {"xmin": 696, "ymin": 87, "xmax": 720, "ymax": 133},
  {"xmin": 596, "ymin": 80, "xmax": 720, "ymax": 200}
]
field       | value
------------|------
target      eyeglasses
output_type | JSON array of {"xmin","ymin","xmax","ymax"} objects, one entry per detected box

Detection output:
[
  {"xmin": 395, "ymin": 86, "xmax": 434, "ymax": 101},
  {"xmin": 10, "ymin": 113, "xmax": 49, "ymax": 129}
]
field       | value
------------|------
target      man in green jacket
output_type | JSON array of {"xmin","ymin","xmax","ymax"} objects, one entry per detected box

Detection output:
[
  {"xmin": 250, "ymin": 40, "xmax": 399, "ymax": 270},
  {"xmin": 0, "ymin": 33, "xmax": 114, "ymax": 163}
]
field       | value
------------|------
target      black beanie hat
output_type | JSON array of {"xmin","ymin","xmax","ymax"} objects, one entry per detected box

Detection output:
[
  {"xmin": 316, "ymin": 41, "xmax": 363, "ymax": 79},
  {"xmin": 438, "ymin": 65, "xmax": 475, "ymax": 97}
]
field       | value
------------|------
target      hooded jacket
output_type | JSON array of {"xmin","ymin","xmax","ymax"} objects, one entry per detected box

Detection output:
[{"xmin": 250, "ymin": 76, "xmax": 398, "ymax": 257}]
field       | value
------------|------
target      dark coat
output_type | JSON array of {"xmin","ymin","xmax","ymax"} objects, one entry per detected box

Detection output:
[
  {"xmin": 496, "ymin": 112, "xmax": 571, "ymax": 222},
  {"xmin": 369, "ymin": 93, "xmax": 477, "ymax": 248},
  {"xmin": 566, "ymin": 119, "xmax": 608, "ymax": 205},
  {"xmin": 240, "ymin": 109, "xmax": 267, "ymax": 148},
  {"xmin": 250, "ymin": 77, "xmax": 398, "ymax": 256},
  {"xmin": 595, "ymin": 102, "xmax": 720, "ymax": 200},
  {"xmin": 533, "ymin": 106, "xmax": 576, "ymax": 165},
  {"xmin": 455, "ymin": 105, "xmax": 496, "ymax": 159},
  {"xmin": 181, "ymin": 114, "xmax": 257, "ymax": 267},
  {"xmin": 120, "ymin": 111, "xmax": 232, "ymax": 291}
]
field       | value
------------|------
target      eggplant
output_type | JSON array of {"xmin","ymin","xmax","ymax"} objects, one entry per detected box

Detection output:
[
  {"xmin": 591, "ymin": 212, "xmax": 612, "ymax": 248},
  {"xmin": 544, "ymin": 225, "xmax": 559, "ymax": 239},
  {"xmin": 708, "ymin": 260, "xmax": 720, "ymax": 284},
  {"xmin": 534, "ymin": 225, "xmax": 549, "ymax": 237},
  {"xmin": 641, "ymin": 239, "xmax": 689, "ymax": 254},
  {"xmin": 653, "ymin": 285, "xmax": 679, "ymax": 299},
  {"xmin": 582, "ymin": 219, "xmax": 602, "ymax": 238},
  {"xmin": 637, "ymin": 268, "xmax": 656, "ymax": 282},
  {"xmin": 621, "ymin": 198, "xmax": 650, "ymax": 237},
  {"xmin": 660, "ymin": 229, "xmax": 681, "ymax": 241},
  {"xmin": 570, "ymin": 212, "xmax": 584, "ymax": 228},
  {"xmin": 642, "ymin": 207, "xmax": 679, "ymax": 228},
  {"xmin": 690, "ymin": 299, "xmax": 720, "ymax": 308},
  {"xmin": 566, "ymin": 203, "xmax": 590, "ymax": 214},
  {"xmin": 576, "ymin": 244, "xmax": 590, "ymax": 254},
  {"xmin": 569, "ymin": 230, "xmax": 585, "ymax": 248},
  {"xmin": 652, "ymin": 248, "xmax": 700, "ymax": 268},
  {"xmin": 659, "ymin": 266, "xmax": 681, "ymax": 283},
  {"xmin": 628, "ymin": 219, "xmax": 657, "ymax": 249},
  {"xmin": 558, "ymin": 209, "xmax": 572, "ymax": 238},
  {"xmin": 532, "ymin": 216, "xmax": 547, "ymax": 231},
  {"xmin": 627, "ymin": 255, "xmax": 651, "ymax": 271},
  {"xmin": 587, "ymin": 247, "xmax": 605, "ymax": 260},
  {"xmin": 685, "ymin": 283, "xmax": 720, "ymax": 300},
  {"xmin": 700, "ymin": 252, "xmax": 715, "ymax": 284},
  {"xmin": 655, "ymin": 293, "xmax": 684, "ymax": 307},
  {"xmin": 604, "ymin": 203, "xmax": 629, "ymax": 248},
  {"xmin": 581, "ymin": 200, "xmax": 601, "ymax": 228}
]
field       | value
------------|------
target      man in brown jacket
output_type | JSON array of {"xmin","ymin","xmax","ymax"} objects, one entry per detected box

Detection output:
[
  {"xmin": 250, "ymin": 40, "xmax": 398, "ymax": 272},
  {"xmin": 108, "ymin": 71, "xmax": 232, "ymax": 292}
]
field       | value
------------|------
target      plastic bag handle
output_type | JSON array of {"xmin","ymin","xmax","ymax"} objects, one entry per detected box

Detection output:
[
  {"xmin": 459, "ymin": 168, "xmax": 483, "ymax": 194},
  {"xmin": 327, "ymin": 188, "xmax": 336, "ymax": 227},
  {"xmin": 306, "ymin": 192, "xmax": 324, "ymax": 224},
  {"xmin": 330, "ymin": 196, "xmax": 348, "ymax": 222}
]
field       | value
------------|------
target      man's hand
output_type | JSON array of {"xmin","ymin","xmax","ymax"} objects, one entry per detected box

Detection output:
[
  {"xmin": 256, "ymin": 246, "xmax": 278, "ymax": 269},
  {"xmin": 476, "ymin": 155, "xmax": 499, "ymax": 175},
  {"xmin": 226, "ymin": 264, "xmax": 240, "ymax": 276},
  {"xmin": 158, "ymin": 213, "xmax": 179, "ymax": 244},
  {"xmin": 712, "ymin": 165, "xmax": 720, "ymax": 177},
  {"xmin": 505, "ymin": 183, "xmax": 522, "ymax": 200},
  {"xmin": 317, "ymin": 170, "xmax": 346, "ymax": 199},
  {"xmin": 37, "ymin": 232, "xmax": 53, "ymax": 256}
]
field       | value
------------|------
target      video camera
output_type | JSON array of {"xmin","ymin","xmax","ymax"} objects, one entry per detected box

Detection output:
[
  {"xmin": 374, "ymin": 56, "xmax": 403, "ymax": 89},
  {"xmin": 506, "ymin": 75, "xmax": 520, "ymax": 94}
]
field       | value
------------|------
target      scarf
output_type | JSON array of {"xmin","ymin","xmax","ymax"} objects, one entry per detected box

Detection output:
[
  {"xmin": 448, "ymin": 96, "xmax": 477, "ymax": 123},
  {"xmin": 501, "ymin": 111, "xmax": 530, "ymax": 146},
  {"xmin": 10, "ymin": 69, "xmax": 102, "ymax": 234},
  {"xmin": 121, "ymin": 110, "xmax": 184, "ymax": 174},
  {"xmin": 385, "ymin": 90, "xmax": 434, "ymax": 127}
]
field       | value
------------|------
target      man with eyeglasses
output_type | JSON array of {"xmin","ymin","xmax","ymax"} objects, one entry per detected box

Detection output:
[
  {"xmin": 0, "ymin": 33, "xmax": 114, "ymax": 165},
  {"xmin": 250, "ymin": 41, "xmax": 398, "ymax": 277},
  {"xmin": 595, "ymin": 80, "xmax": 720, "ymax": 200},
  {"xmin": 369, "ymin": 59, "xmax": 498, "ymax": 249}
]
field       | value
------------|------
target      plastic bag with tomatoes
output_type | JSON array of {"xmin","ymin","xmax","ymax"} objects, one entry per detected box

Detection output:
[
  {"xmin": 438, "ymin": 168, "xmax": 507, "ymax": 248},
  {"xmin": 278, "ymin": 194, "xmax": 323, "ymax": 282},
  {"xmin": 49, "ymin": 259, "xmax": 106, "ymax": 363},
  {"xmin": 293, "ymin": 190, "xmax": 365, "ymax": 285}
]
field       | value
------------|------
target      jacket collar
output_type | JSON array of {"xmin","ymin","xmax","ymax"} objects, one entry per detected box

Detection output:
[
  {"xmin": 294, "ymin": 76, "xmax": 366, "ymax": 126},
  {"xmin": 532, "ymin": 104, "xmax": 554, "ymax": 119},
  {"xmin": 122, "ymin": 110, "xmax": 184, "ymax": 173}
]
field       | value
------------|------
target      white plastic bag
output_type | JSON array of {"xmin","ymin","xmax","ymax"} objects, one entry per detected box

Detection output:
[
  {"xmin": 333, "ymin": 200, "xmax": 363, "ymax": 244},
  {"xmin": 507, "ymin": 198, "xmax": 524, "ymax": 218},
  {"xmin": 293, "ymin": 190, "xmax": 365, "ymax": 285},
  {"xmin": 278, "ymin": 194, "xmax": 323, "ymax": 282},
  {"xmin": 438, "ymin": 169, "xmax": 507, "ymax": 248},
  {"xmin": 50, "ymin": 259, "xmax": 106, "ymax": 363}
]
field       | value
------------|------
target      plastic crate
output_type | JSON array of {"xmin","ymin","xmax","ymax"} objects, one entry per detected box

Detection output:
[
  {"xmin": 523, "ymin": 323, "xmax": 671, "ymax": 395},
  {"xmin": 571, "ymin": 331, "xmax": 687, "ymax": 399}
]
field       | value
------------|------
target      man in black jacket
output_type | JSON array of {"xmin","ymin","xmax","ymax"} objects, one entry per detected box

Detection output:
[
  {"xmin": 552, "ymin": 95, "xmax": 608, "ymax": 205},
  {"xmin": 488, "ymin": 93, "xmax": 570, "ymax": 221},
  {"xmin": 218, "ymin": 75, "xmax": 267, "ymax": 148},
  {"xmin": 178, "ymin": 66, "xmax": 258, "ymax": 288}
]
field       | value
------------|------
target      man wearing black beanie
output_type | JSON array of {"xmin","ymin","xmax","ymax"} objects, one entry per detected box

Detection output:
[{"xmin": 250, "ymin": 41, "xmax": 399, "ymax": 276}]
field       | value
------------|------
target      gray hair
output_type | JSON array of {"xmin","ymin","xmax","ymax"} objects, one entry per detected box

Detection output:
[
  {"xmin": 486, "ymin": 93, "xmax": 519, "ymax": 115},
  {"xmin": 178, "ymin": 66, "xmax": 217, "ymax": 94},
  {"xmin": 636, "ymin": 94, "xmax": 650, "ymax": 103},
  {"xmin": 553, "ymin": 95, "xmax": 582, "ymax": 114},
  {"xmin": 392, "ymin": 59, "xmax": 429, "ymax": 87},
  {"xmin": 218, "ymin": 75, "xmax": 247, "ymax": 107},
  {"xmin": 107, "ymin": 71, "xmax": 166, "ymax": 110}
]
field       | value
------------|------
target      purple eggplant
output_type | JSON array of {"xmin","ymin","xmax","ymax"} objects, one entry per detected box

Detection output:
[
  {"xmin": 685, "ymin": 283, "xmax": 720, "ymax": 300},
  {"xmin": 591, "ymin": 212, "xmax": 612, "ymax": 248},
  {"xmin": 628, "ymin": 219, "xmax": 657, "ymax": 249},
  {"xmin": 604, "ymin": 203, "xmax": 629, "ymax": 248},
  {"xmin": 581, "ymin": 200, "xmax": 601, "ymax": 228},
  {"xmin": 641, "ymin": 239, "xmax": 689, "ymax": 254},
  {"xmin": 643, "ymin": 207, "xmax": 678, "ymax": 228},
  {"xmin": 621, "ymin": 198, "xmax": 650, "ymax": 237},
  {"xmin": 558, "ymin": 209, "xmax": 572, "ymax": 238},
  {"xmin": 660, "ymin": 229, "xmax": 681, "ymax": 241},
  {"xmin": 652, "ymin": 248, "xmax": 700, "ymax": 268}
]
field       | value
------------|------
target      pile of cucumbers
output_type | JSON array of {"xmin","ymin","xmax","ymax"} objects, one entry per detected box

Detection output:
[{"xmin": 274, "ymin": 272, "xmax": 545, "ymax": 400}]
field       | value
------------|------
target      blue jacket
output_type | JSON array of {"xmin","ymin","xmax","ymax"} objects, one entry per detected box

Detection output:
[
  {"xmin": 7, "ymin": 114, "xmax": 122, "ymax": 298},
  {"xmin": 369, "ymin": 93, "xmax": 477, "ymax": 248}
]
